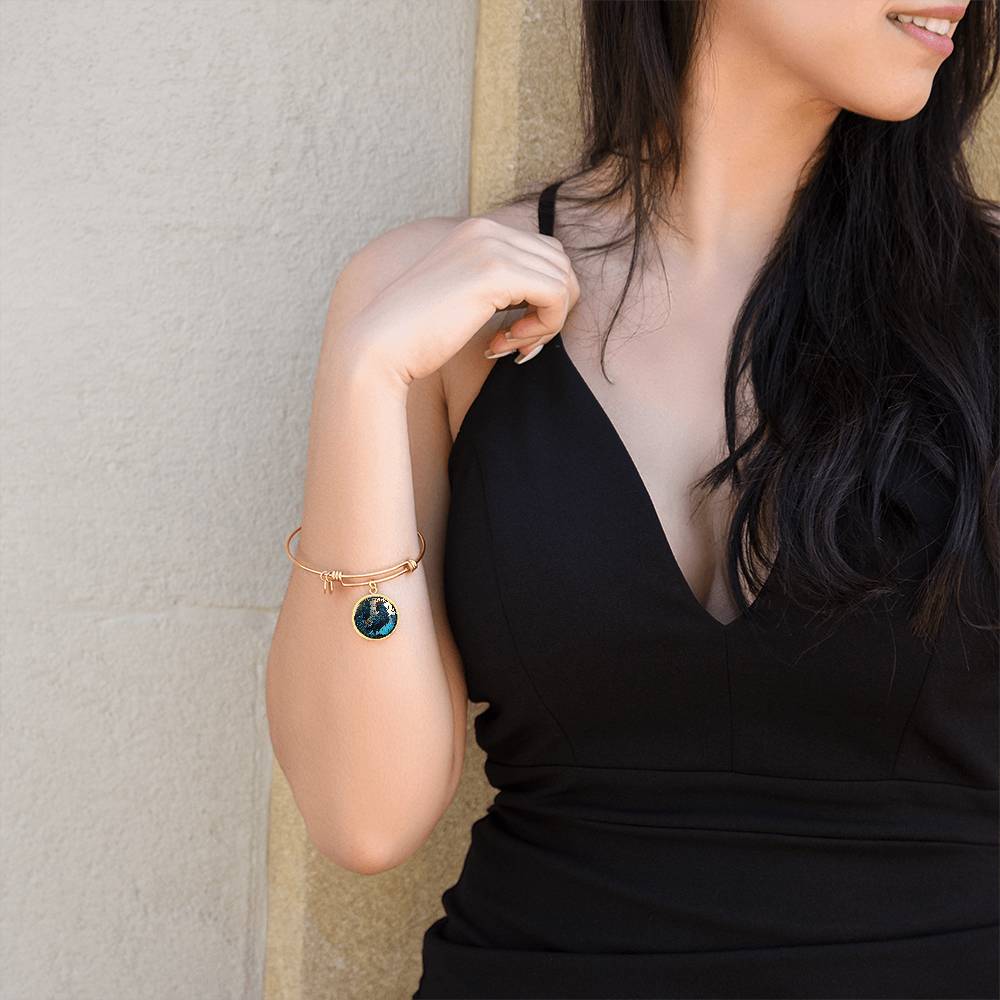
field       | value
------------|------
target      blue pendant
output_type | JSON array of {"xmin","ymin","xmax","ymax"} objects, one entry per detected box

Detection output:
[{"xmin": 352, "ymin": 590, "xmax": 399, "ymax": 640}]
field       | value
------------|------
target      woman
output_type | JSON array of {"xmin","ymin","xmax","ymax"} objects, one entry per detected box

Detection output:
[{"xmin": 266, "ymin": 1, "xmax": 1000, "ymax": 997}]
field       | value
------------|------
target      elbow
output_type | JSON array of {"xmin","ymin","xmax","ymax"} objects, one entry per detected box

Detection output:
[
  {"xmin": 306, "ymin": 821, "xmax": 422, "ymax": 876},
  {"xmin": 293, "ymin": 760, "xmax": 461, "ymax": 876}
]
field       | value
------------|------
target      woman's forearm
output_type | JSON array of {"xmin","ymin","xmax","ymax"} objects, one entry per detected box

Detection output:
[{"xmin": 265, "ymin": 330, "xmax": 455, "ymax": 874}]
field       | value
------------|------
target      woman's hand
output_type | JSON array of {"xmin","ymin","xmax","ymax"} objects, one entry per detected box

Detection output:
[{"xmin": 339, "ymin": 215, "xmax": 580, "ymax": 387}]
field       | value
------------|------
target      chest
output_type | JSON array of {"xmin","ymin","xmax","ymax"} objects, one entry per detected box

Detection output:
[
  {"xmin": 554, "ymin": 277, "xmax": 766, "ymax": 622},
  {"xmin": 443, "ymin": 319, "xmax": 995, "ymax": 787}
]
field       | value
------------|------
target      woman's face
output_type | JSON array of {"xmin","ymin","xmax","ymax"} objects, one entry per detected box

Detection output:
[{"xmin": 706, "ymin": 0, "xmax": 970, "ymax": 120}]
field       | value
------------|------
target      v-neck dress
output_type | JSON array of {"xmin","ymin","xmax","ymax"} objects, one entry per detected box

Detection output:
[{"xmin": 411, "ymin": 182, "xmax": 999, "ymax": 999}]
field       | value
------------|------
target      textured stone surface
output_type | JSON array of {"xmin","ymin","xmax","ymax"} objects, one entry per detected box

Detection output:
[
  {"xmin": 0, "ymin": 1, "xmax": 477, "ymax": 998},
  {"xmin": 470, "ymin": 0, "xmax": 583, "ymax": 213}
]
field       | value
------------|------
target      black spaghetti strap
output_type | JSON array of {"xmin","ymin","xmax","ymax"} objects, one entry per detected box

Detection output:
[{"xmin": 538, "ymin": 180, "xmax": 562, "ymax": 238}]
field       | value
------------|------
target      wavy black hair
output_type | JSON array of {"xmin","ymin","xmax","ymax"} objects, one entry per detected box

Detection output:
[{"xmin": 509, "ymin": 0, "xmax": 1000, "ymax": 644}]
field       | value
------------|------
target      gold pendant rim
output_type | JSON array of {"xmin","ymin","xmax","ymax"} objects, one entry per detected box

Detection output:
[{"xmin": 351, "ymin": 590, "xmax": 400, "ymax": 640}]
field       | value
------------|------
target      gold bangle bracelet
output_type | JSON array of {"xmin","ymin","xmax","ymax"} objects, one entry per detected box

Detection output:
[{"xmin": 284, "ymin": 525, "xmax": 426, "ymax": 641}]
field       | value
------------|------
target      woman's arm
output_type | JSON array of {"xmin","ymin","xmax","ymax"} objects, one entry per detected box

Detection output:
[
  {"xmin": 265, "ymin": 214, "xmax": 577, "ymax": 874},
  {"xmin": 266, "ymin": 219, "xmax": 464, "ymax": 875}
]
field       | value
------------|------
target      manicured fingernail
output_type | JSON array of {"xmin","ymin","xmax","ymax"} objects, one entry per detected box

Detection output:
[
  {"xmin": 484, "ymin": 347, "xmax": 515, "ymax": 358},
  {"xmin": 514, "ymin": 343, "xmax": 545, "ymax": 364}
]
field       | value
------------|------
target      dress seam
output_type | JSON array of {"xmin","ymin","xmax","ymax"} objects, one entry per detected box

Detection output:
[
  {"xmin": 890, "ymin": 619, "xmax": 942, "ymax": 777},
  {"xmin": 422, "ymin": 918, "xmax": 999, "ymax": 957},
  {"xmin": 492, "ymin": 805, "xmax": 996, "ymax": 845},
  {"xmin": 724, "ymin": 630, "xmax": 734, "ymax": 771},
  {"xmin": 484, "ymin": 759, "xmax": 997, "ymax": 790}
]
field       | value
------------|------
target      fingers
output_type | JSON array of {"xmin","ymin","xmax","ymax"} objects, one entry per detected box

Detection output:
[
  {"xmin": 484, "ymin": 318, "xmax": 562, "ymax": 363},
  {"xmin": 506, "ymin": 307, "xmax": 556, "ymax": 343},
  {"xmin": 460, "ymin": 217, "xmax": 577, "ymax": 296},
  {"xmin": 479, "ymin": 220, "xmax": 572, "ymax": 278},
  {"xmin": 458, "ymin": 216, "xmax": 580, "ymax": 363},
  {"xmin": 480, "ymin": 262, "xmax": 574, "ymax": 360}
]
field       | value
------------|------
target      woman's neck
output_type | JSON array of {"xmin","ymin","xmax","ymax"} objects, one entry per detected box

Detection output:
[{"xmin": 661, "ymin": 21, "xmax": 842, "ymax": 276}]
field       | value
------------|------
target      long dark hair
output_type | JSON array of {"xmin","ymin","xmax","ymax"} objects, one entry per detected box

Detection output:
[{"xmin": 509, "ymin": 0, "xmax": 1000, "ymax": 644}]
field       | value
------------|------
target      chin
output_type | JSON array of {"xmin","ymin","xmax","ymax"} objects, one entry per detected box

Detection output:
[{"xmin": 841, "ymin": 84, "xmax": 935, "ymax": 123}]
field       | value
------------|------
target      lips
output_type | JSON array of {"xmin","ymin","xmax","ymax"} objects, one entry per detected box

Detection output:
[
  {"xmin": 887, "ymin": 14, "xmax": 956, "ymax": 56},
  {"xmin": 887, "ymin": 4, "xmax": 967, "ymax": 20}
]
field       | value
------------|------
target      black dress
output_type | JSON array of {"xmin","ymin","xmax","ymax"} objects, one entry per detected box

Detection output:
[{"xmin": 412, "ymin": 182, "xmax": 999, "ymax": 999}]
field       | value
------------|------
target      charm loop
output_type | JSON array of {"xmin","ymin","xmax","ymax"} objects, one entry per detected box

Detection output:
[{"xmin": 283, "ymin": 527, "xmax": 425, "ymax": 640}]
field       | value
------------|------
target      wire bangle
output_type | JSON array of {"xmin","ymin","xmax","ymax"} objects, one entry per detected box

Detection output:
[{"xmin": 284, "ymin": 525, "xmax": 426, "ymax": 594}]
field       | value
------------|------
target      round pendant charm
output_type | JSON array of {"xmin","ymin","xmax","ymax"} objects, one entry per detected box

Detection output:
[{"xmin": 352, "ymin": 590, "xmax": 399, "ymax": 640}]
